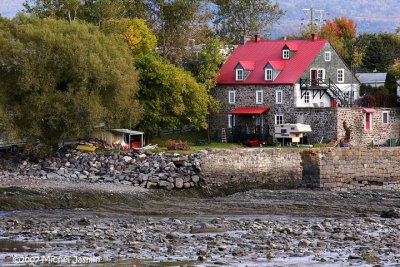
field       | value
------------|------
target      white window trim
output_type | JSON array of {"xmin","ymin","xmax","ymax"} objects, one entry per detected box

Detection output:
[
  {"xmin": 304, "ymin": 91, "xmax": 310, "ymax": 103},
  {"xmin": 337, "ymin": 69, "xmax": 344, "ymax": 83},
  {"xmin": 364, "ymin": 112, "xmax": 372, "ymax": 131},
  {"xmin": 282, "ymin": 49, "xmax": 290, "ymax": 59},
  {"xmin": 256, "ymin": 90, "xmax": 263, "ymax": 104},
  {"xmin": 275, "ymin": 114, "xmax": 284, "ymax": 125},
  {"xmin": 235, "ymin": 68, "xmax": 244, "ymax": 81},
  {"xmin": 317, "ymin": 69, "xmax": 325, "ymax": 80},
  {"xmin": 276, "ymin": 90, "xmax": 283, "ymax": 104},
  {"xmin": 324, "ymin": 51, "xmax": 331, "ymax": 61},
  {"xmin": 265, "ymin": 68, "xmax": 273, "ymax": 81},
  {"xmin": 228, "ymin": 114, "xmax": 235, "ymax": 128},
  {"xmin": 228, "ymin": 90, "xmax": 235, "ymax": 104},
  {"xmin": 382, "ymin": 111, "xmax": 390, "ymax": 124}
]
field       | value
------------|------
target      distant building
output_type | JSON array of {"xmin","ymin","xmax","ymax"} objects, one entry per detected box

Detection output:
[{"xmin": 356, "ymin": 72, "xmax": 387, "ymax": 88}]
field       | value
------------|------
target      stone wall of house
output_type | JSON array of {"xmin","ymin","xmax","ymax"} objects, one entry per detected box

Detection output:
[
  {"xmin": 293, "ymin": 108, "xmax": 338, "ymax": 144},
  {"xmin": 336, "ymin": 108, "xmax": 400, "ymax": 146},
  {"xmin": 209, "ymin": 84, "xmax": 297, "ymax": 141},
  {"xmin": 301, "ymin": 147, "xmax": 400, "ymax": 191},
  {"xmin": 200, "ymin": 148, "xmax": 302, "ymax": 188}
]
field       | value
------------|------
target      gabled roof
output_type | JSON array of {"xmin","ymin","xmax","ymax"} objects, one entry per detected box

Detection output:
[
  {"xmin": 266, "ymin": 60, "xmax": 285, "ymax": 70},
  {"xmin": 283, "ymin": 43, "xmax": 298, "ymax": 51},
  {"xmin": 217, "ymin": 39, "xmax": 327, "ymax": 85},
  {"xmin": 237, "ymin": 60, "xmax": 255, "ymax": 70}
]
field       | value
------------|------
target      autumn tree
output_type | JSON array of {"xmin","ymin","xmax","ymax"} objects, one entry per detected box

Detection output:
[
  {"xmin": 101, "ymin": 18, "xmax": 157, "ymax": 56},
  {"xmin": 213, "ymin": 0, "xmax": 284, "ymax": 44},
  {"xmin": 319, "ymin": 17, "xmax": 358, "ymax": 66},
  {"xmin": 0, "ymin": 15, "xmax": 141, "ymax": 154}
]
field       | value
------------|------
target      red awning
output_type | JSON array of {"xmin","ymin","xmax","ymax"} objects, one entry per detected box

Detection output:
[
  {"xmin": 229, "ymin": 107, "xmax": 270, "ymax": 115},
  {"xmin": 362, "ymin": 108, "xmax": 376, "ymax": 113}
]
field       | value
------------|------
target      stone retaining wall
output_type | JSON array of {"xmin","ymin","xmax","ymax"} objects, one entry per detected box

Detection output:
[
  {"xmin": 301, "ymin": 147, "xmax": 400, "ymax": 191},
  {"xmin": 1, "ymin": 148, "xmax": 399, "ymax": 192},
  {"xmin": 200, "ymin": 148, "xmax": 302, "ymax": 189}
]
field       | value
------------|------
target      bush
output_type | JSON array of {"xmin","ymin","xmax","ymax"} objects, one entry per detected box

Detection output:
[{"xmin": 166, "ymin": 139, "xmax": 190, "ymax": 150}]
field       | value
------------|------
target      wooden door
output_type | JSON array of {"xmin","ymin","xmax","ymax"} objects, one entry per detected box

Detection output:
[{"xmin": 311, "ymin": 69, "xmax": 317, "ymax": 86}]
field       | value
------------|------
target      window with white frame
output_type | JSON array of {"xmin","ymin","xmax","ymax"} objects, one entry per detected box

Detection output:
[
  {"xmin": 235, "ymin": 69, "xmax": 244, "ymax": 81},
  {"xmin": 276, "ymin": 90, "xmax": 283, "ymax": 104},
  {"xmin": 304, "ymin": 91, "xmax": 310, "ymax": 103},
  {"xmin": 317, "ymin": 69, "xmax": 325, "ymax": 80},
  {"xmin": 337, "ymin": 69, "xmax": 344, "ymax": 83},
  {"xmin": 382, "ymin": 111, "xmax": 389, "ymax": 124},
  {"xmin": 324, "ymin": 51, "xmax": 331, "ymax": 61},
  {"xmin": 228, "ymin": 114, "xmax": 235, "ymax": 128},
  {"xmin": 282, "ymin": 49, "xmax": 290, "ymax": 59},
  {"xmin": 275, "ymin": 114, "xmax": 284, "ymax": 125},
  {"xmin": 228, "ymin": 90, "xmax": 235, "ymax": 104},
  {"xmin": 265, "ymin": 68, "xmax": 273, "ymax": 81},
  {"xmin": 256, "ymin": 90, "xmax": 263, "ymax": 104}
]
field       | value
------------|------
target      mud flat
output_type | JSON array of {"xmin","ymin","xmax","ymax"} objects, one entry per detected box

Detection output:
[{"xmin": 0, "ymin": 185, "xmax": 399, "ymax": 266}]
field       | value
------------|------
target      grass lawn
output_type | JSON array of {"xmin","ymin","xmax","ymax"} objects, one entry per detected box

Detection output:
[
  {"xmin": 146, "ymin": 129, "xmax": 320, "ymax": 154},
  {"xmin": 148, "ymin": 130, "xmax": 240, "ymax": 154}
]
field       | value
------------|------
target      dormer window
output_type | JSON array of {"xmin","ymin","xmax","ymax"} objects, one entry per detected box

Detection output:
[
  {"xmin": 264, "ymin": 61, "xmax": 284, "ymax": 81},
  {"xmin": 265, "ymin": 68, "xmax": 273, "ymax": 81},
  {"xmin": 282, "ymin": 49, "xmax": 290, "ymax": 59},
  {"xmin": 234, "ymin": 61, "xmax": 255, "ymax": 81},
  {"xmin": 236, "ymin": 69, "xmax": 244, "ymax": 81}
]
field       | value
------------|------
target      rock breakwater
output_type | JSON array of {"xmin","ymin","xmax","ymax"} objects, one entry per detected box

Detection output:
[{"xmin": 0, "ymin": 150, "xmax": 205, "ymax": 190}]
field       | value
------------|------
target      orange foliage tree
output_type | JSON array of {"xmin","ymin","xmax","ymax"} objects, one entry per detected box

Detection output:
[{"xmin": 319, "ymin": 17, "xmax": 361, "ymax": 67}]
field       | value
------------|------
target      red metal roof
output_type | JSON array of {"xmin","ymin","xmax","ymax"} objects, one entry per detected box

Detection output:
[
  {"xmin": 238, "ymin": 60, "xmax": 255, "ymax": 70},
  {"xmin": 268, "ymin": 60, "xmax": 285, "ymax": 70},
  {"xmin": 285, "ymin": 42, "xmax": 298, "ymax": 51},
  {"xmin": 217, "ymin": 39, "xmax": 327, "ymax": 85},
  {"xmin": 229, "ymin": 107, "xmax": 270, "ymax": 115},
  {"xmin": 362, "ymin": 108, "xmax": 376, "ymax": 113}
]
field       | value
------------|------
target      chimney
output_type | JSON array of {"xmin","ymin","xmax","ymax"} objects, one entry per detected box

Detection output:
[
  {"xmin": 311, "ymin": 33, "xmax": 318, "ymax": 41},
  {"xmin": 254, "ymin": 34, "xmax": 261, "ymax": 42}
]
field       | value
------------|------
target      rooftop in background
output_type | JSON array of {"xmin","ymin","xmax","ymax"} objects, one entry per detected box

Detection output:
[{"xmin": 356, "ymin": 73, "xmax": 387, "ymax": 84}]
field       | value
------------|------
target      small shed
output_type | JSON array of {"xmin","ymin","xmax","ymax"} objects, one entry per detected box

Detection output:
[{"xmin": 94, "ymin": 129, "xmax": 145, "ymax": 149}]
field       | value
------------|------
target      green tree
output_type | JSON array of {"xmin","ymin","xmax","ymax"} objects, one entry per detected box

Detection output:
[
  {"xmin": 357, "ymin": 33, "xmax": 400, "ymax": 72},
  {"xmin": 213, "ymin": 0, "xmax": 284, "ymax": 44},
  {"xmin": 134, "ymin": 54, "xmax": 209, "ymax": 134},
  {"xmin": 186, "ymin": 38, "xmax": 223, "ymax": 90},
  {"xmin": 23, "ymin": 0, "xmax": 82, "ymax": 21},
  {"xmin": 101, "ymin": 18, "xmax": 157, "ymax": 56},
  {"xmin": 0, "ymin": 15, "xmax": 141, "ymax": 154},
  {"xmin": 147, "ymin": 0, "xmax": 206, "ymax": 65},
  {"xmin": 385, "ymin": 71, "xmax": 397, "ymax": 95}
]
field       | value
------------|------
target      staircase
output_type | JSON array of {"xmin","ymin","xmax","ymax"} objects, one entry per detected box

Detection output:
[
  {"xmin": 221, "ymin": 128, "xmax": 227, "ymax": 143},
  {"xmin": 326, "ymin": 79, "xmax": 349, "ymax": 107},
  {"xmin": 299, "ymin": 78, "xmax": 350, "ymax": 107}
]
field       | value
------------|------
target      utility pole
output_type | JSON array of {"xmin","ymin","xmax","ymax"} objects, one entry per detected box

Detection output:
[{"xmin": 302, "ymin": 8, "xmax": 325, "ymax": 32}]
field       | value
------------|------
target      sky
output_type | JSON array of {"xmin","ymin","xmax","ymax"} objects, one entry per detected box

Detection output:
[{"xmin": 1, "ymin": 0, "xmax": 399, "ymax": 39}]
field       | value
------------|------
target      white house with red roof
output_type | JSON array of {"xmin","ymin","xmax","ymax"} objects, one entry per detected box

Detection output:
[{"xmin": 209, "ymin": 33, "xmax": 367, "ymax": 145}]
